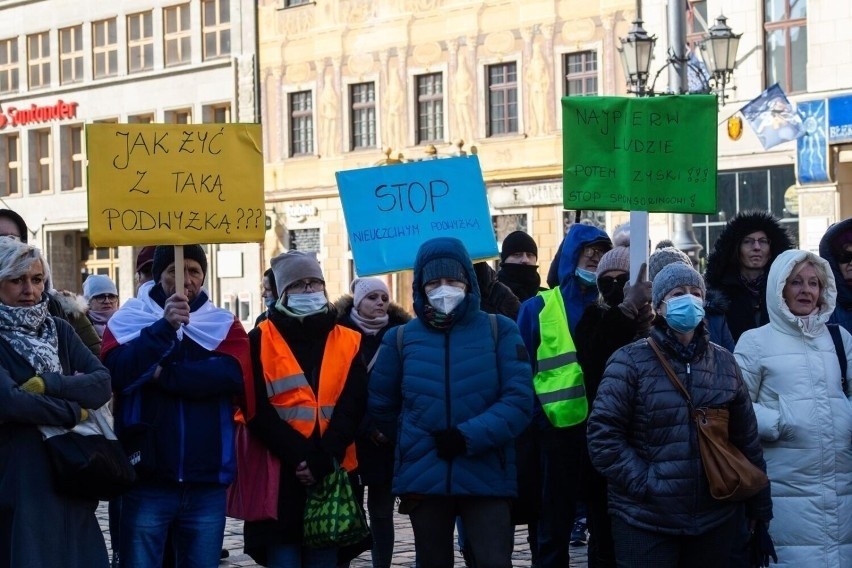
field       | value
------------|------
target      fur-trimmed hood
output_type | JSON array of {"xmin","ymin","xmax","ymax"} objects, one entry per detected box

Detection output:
[
  {"xmin": 52, "ymin": 289, "xmax": 89, "ymax": 318},
  {"xmin": 819, "ymin": 217, "xmax": 852, "ymax": 309},
  {"xmin": 334, "ymin": 294, "xmax": 412, "ymax": 328},
  {"xmin": 704, "ymin": 210, "xmax": 795, "ymax": 289}
]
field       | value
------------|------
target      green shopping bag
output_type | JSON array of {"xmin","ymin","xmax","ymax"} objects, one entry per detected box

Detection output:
[{"xmin": 303, "ymin": 465, "xmax": 370, "ymax": 549}]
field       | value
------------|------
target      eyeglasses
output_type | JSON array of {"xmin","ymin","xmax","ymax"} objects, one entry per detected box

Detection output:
[
  {"xmin": 92, "ymin": 294, "xmax": 118, "ymax": 303},
  {"xmin": 837, "ymin": 251, "xmax": 852, "ymax": 264},
  {"xmin": 286, "ymin": 279, "xmax": 325, "ymax": 294},
  {"xmin": 582, "ymin": 247, "xmax": 608, "ymax": 260},
  {"xmin": 741, "ymin": 237, "xmax": 771, "ymax": 248}
]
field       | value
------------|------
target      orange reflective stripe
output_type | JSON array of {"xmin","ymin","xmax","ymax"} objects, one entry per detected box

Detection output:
[{"xmin": 257, "ymin": 319, "xmax": 362, "ymax": 471}]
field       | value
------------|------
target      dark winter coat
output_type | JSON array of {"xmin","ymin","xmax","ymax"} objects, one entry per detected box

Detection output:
[
  {"xmin": 496, "ymin": 262, "xmax": 544, "ymax": 303},
  {"xmin": 704, "ymin": 210, "xmax": 794, "ymax": 343},
  {"xmin": 820, "ymin": 218, "xmax": 852, "ymax": 333},
  {"xmin": 702, "ymin": 288, "xmax": 736, "ymax": 352},
  {"xmin": 474, "ymin": 262, "xmax": 521, "ymax": 319},
  {"xmin": 244, "ymin": 306, "xmax": 368, "ymax": 555},
  {"xmin": 53, "ymin": 290, "xmax": 102, "ymax": 357},
  {"xmin": 369, "ymin": 237, "xmax": 533, "ymax": 498},
  {"xmin": 336, "ymin": 294, "xmax": 411, "ymax": 486},
  {"xmin": 0, "ymin": 317, "xmax": 112, "ymax": 568},
  {"xmin": 587, "ymin": 322, "xmax": 772, "ymax": 535}
]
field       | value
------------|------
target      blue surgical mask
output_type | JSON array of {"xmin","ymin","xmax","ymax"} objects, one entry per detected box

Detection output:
[
  {"xmin": 278, "ymin": 291, "xmax": 327, "ymax": 315},
  {"xmin": 575, "ymin": 267, "xmax": 598, "ymax": 287},
  {"xmin": 663, "ymin": 294, "xmax": 705, "ymax": 333}
]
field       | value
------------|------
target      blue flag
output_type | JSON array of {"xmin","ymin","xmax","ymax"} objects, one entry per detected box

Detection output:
[{"xmin": 740, "ymin": 83, "xmax": 805, "ymax": 150}]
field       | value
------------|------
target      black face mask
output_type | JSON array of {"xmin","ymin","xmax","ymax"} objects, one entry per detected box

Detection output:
[{"xmin": 597, "ymin": 273, "xmax": 629, "ymax": 306}]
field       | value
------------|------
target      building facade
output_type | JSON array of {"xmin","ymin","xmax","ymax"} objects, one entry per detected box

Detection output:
[
  {"xmin": 260, "ymin": 0, "xmax": 850, "ymax": 307},
  {"xmin": 0, "ymin": 0, "xmax": 261, "ymax": 326}
]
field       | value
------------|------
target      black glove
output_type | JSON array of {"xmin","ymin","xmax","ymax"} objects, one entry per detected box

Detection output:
[
  {"xmin": 749, "ymin": 520, "xmax": 777, "ymax": 567},
  {"xmin": 433, "ymin": 428, "xmax": 467, "ymax": 460}
]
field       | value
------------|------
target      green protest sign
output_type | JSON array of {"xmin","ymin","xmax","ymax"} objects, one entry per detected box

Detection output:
[{"xmin": 562, "ymin": 95, "xmax": 717, "ymax": 213}]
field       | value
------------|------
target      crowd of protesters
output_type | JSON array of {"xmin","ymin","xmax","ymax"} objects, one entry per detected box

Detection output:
[{"xmin": 1, "ymin": 205, "xmax": 852, "ymax": 568}]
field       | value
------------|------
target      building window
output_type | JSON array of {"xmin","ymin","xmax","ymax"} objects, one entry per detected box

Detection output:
[
  {"xmin": 164, "ymin": 3, "xmax": 192, "ymax": 67},
  {"xmin": 284, "ymin": 0, "xmax": 311, "ymax": 6},
  {"xmin": 62, "ymin": 126, "xmax": 84, "ymax": 192},
  {"xmin": 202, "ymin": 0, "xmax": 231, "ymax": 60},
  {"xmin": 59, "ymin": 26, "xmax": 84, "ymax": 85},
  {"xmin": 206, "ymin": 104, "xmax": 231, "ymax": 123},
  {"xmin": 563, "ymin": 51, "xmax": 598, "ymax": 96},
  {"xmin": 165, "ymin": 108, "xmax": 192, "ymax": 123},
  {"xmin": 692, "ymin": 165, "xmax": 799, "ymax": 261},
  {"xmin": 93, "ymin": 18, "xmax": 118, "ymax": 79},
  {"xmin": 82, "ymin": 239, "xmax": 120, "ymax": 284},
  {"xmin": 0, "ymin": 38, "xmax": 18, "ymax": 93},
  {"xmin": 1, "ymin": 134, "xmax": 20, "ymax": 197},
  {"xmin": 27, "ymin": 32, "xmax": 50, "ymax": 89},
  {"xmin": 486, "ymin": 62, "xmax": 518, "ymax": 136},
  {"xmin": 492, "ymin": 214, "xmax": 528, "ymax": 243},
  {"xmin": 764, "ymin": 0, "xmax": 807, "ymax": 93},
  {"xmin": 289, "ymin": 91, "xmax": 314, "ymax": 156},
  {"xmin": 127, "ymin": 12, "xmax": 154, "ymax": 73},
  {"xmin": 128, "ymin": 114, "xmax": 154, "ymax": 123},
  {"xmin": 686, "ymin": 0, "xmax": 709, "ymax": 48},
  {"xmin": 29, "ymin": 129, "xmax": 52, "ymax": 194},
  {"xmin": 350, "ymin": 82, "xmax": 376, "ymax": 150},
  {"xmin": 288, "ymin": 228, "xmax": 321, "ymax": 253},
  {"xmin": 416, "ymin": 73, "xmax": 444, "ymax": 144}
]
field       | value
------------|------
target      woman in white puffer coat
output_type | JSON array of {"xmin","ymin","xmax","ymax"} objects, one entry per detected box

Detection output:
[{"xmin": 735, "ymin": 249, "xmax": 852, "ymax": 567}]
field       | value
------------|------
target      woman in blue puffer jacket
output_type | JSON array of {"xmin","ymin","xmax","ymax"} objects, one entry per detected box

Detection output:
[{"xmin": 369, "ymin": 237, "xmax": 533, "ymax": 568}]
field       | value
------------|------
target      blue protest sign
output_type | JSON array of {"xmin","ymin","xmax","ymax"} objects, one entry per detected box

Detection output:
[{"xmin": 336, "ymin": 155, "xmax": 498, "ymax": 276}]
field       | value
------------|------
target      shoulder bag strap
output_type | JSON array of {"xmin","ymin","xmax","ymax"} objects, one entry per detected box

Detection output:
[
  {"xmin": 827, "ymin": 323, "xmax": 848, "ymax": 392},
  {"xmin": 646, "ymin": 337, "xmax": 692, "ymax": 406}
]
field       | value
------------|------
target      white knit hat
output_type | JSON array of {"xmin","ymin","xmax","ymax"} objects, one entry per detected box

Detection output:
[
  {"xmin": 83, "ymin": 274, "xmax": 117, "ymax": 300},
  {"xmin": 351, "ymin": 277, "xmax": 389, "ymax": 309}
]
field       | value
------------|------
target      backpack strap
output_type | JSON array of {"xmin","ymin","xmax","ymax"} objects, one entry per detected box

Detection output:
[{"xmin": 827, "ymin": 323, "xmax": 848, "ymax": 393}]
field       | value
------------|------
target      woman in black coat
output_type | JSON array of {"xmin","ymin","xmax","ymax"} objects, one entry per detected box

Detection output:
[{"xmin": 336, "ymin": 277, "xmax": 411, "ymax": 568}]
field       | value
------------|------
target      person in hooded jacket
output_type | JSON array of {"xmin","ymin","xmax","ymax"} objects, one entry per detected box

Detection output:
[
  {"xmin": 242, "ymin": 250, "xmax": 368, "ymax": 568},
  {"xmin": 517, "ymin": 222, "xmax": 612, "ymax": 568},
  {"xmin": 335, "ymin": 276, "xmax": 411, "ymax": 568},
  {"xmin": 734, "ymin": 249, "xmax": 852, "ymax": 567},
  {"xmin": 588, "ymin": 263, "xmax": 772, "ymax": 567},
  {"xmin": 574, "ymin": 227, "xmax": 652, "ymax": 568},
  {"xmin": 819, "ymin": 218, "xmax": 852, "ymax": 333},
  {"xmin": 704, "ymin": 210, "xmax": 794, "ymax": 345},
  {"xmin": 369, "ymin": 237, "xmax": 533, "ymax": 568}
]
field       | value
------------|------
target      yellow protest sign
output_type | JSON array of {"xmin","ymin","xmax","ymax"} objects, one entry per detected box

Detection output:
[{"xmin": 86, "ymin": 123, "xmax": 264, "ymax": 246}]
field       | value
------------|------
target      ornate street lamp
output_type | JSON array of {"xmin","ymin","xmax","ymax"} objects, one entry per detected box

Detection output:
[
  {"xmin": 617, "ymin": 19, "xmax": 657, "ymax": 96},
  {"xmin": 701, "ymin": 14, "xmax": 742, "ymax": 103}
]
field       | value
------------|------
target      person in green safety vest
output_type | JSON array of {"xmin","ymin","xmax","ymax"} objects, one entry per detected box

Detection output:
[{"xmin": 517, "ymin": 222, "xmax": 611, "ymax": 568}]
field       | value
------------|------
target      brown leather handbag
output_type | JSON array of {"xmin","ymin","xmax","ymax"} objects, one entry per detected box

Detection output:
[{"xmin": 647, "ymin": 338, "xmax": 769, "ymax": 501}]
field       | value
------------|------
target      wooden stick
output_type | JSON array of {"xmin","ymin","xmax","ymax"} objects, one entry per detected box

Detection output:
[{"xmin": 174, "ymin": 245, "xmax": 184, "ymax": 297}]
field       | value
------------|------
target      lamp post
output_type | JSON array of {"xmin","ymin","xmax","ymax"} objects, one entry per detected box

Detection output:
[{"xmin": 618, "ymin": 2, "xmax": 741, "ymax": 266}]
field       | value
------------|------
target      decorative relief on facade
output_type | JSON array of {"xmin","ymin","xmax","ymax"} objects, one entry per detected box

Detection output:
[
  {"xmin": 412, "ymin": 42, "xmax": 443, "ymax": 66},
  {"xmin": 285, "ymin": 7, "xmax": 314, "ymax": 35},
  {"xmin": 453, "ymin": 42, "xmax": 475, "ymax": 143},
  {"xmin": 404, "ymin": 0, "xmax": 439, "ymax": 12},
  {"xmin": 384, "ymin": 65, "xmax": 405, "ymax": 149},
  {"xmin": 347, "ymin": 53, "xmax": 375, "ymax": 76},
  {"xmin": 319, "ymin": 69, "xmax": 340, "ymax": 157},
  {"xmin": 527, "ymin": 40, "xmax": 551, "ymax": 136},
  {"xmin": 285, "ymin": 62, "xmax": 311, "ymax": 84},
  {"xmin": 484, "ymin": 30, "xmax": 516, "ymax": 55},
  {"xmin": 561, "ymin": 19, "xmax": 597, "ymax": 43}
]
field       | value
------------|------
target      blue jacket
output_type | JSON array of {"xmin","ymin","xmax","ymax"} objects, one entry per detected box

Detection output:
[
  {"xmin": 105, "ymin": 291, "xmax": 245, "ymax": 486},
  {"xmin": 368, "ymin": 237, "xmax": 533, "ymax": 497},
  {"xmin": 820, "ymin": 218, "xmax": 852, "ymax": 334},
  {"xmin": 518, "ymin": 224, "xmax": 610, "ymax": 428}
]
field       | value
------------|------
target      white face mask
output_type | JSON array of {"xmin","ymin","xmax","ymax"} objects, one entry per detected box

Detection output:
[
  {"xmin": 426, "ymin": 285, "xmax": 466, "ymax": 314},
  {"xmin": 282, "ymin": 291, "xmax": 327, "ymax": 315}
]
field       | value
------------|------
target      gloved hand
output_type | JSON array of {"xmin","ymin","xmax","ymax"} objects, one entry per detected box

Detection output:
[
  {"xmin": 20, "ymin": 376, "xmax": 45, "ymax": 394},
  {"xmin": 619, "ymin": 263, "xmax": 652, "ymax": 319},
  {"xmin": 433, "ymin": 428, "xmax": 466, "ymax": 460},
  {"xmin": 749, "ymin": 520, "xmax": 777, "ymax": 567},
  {"xmin": 80, "ymin": 408, "xmax": 89, "ymax": 422}
]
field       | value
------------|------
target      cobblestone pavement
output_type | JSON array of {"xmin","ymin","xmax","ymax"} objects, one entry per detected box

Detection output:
[{"xmin": 96, "ymin": 502, "xmax": 589, "ymax": 567}]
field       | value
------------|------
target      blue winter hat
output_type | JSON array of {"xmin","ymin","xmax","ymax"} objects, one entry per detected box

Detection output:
[{"xmin": 421, "ymin": 258, "xmax": 469, "ymax": 287}]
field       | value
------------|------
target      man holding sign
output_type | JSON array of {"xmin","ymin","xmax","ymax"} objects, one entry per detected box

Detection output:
[{"xmin": 102, "ymin": 245, "xmax": 250, "ymax": 568}]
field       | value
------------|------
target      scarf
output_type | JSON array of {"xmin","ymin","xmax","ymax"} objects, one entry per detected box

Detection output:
[
  {"xmin": 497, "ymin": 263, "xmax": 542, "ymax": 302},
  {"xmin": 797, "ymin": 307, "xmax": 822, "ymax": 334},
  {"xmin": 0, "ymin": 298, "xmax": 61, "ymax": 375},
  {"xmin": 349, "ymin": 307, "xmax": 388, "ymax": 335},
  {"xmin": 105, "ymin": 280, "xmax": 235, "ymax": 351},
  {"xmin": 88, "ymin": 308, "xmax": 116, "ymax": 339},
  {"xmin": 423, "ymin": 304, "xmax": 456, "ymax": 330}
]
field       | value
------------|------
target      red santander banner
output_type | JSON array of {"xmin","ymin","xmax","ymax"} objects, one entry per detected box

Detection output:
[{"xmin": 0, "ymin": 99, "xmax": 79, "ymax": 129}]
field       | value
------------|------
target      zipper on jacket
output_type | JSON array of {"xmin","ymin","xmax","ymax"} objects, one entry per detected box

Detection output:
[{"xmin": 444, "ymin": 331, "xmax": 452, "ymax": 495}]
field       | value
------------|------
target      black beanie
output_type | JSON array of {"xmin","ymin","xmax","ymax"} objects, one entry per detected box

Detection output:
[
  {"xmin": 152, "ymin": 245, "xmax": 208, "ymax": 283},
  {"xmin": 500, "ymin": 231, "xmax": 537, "ymax": 262},
  {"xmin": 0, "ymin": 209, "xmax": 28, "ymax": 242}
]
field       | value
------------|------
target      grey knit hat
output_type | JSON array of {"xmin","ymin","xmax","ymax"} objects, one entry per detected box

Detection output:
[
  {"xmin": 648, "ymin": 246, "xmax": 692, "ymax": 281},
  {"xmin": 271, "ymin": 250, "xmax": 324, "ymax": 295},
  {"xmin": 652, "ymin": 263, "xmax": 706, "ymax": 308},
  {"xmin": 421, "ymin": 258, "xmax": 469, "ymax": 287}
]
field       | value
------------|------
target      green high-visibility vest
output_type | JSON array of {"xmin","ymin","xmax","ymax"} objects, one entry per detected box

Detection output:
[{"xmin": 534, "ymin": 288, "xmax": 587, "ymax": 427}]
